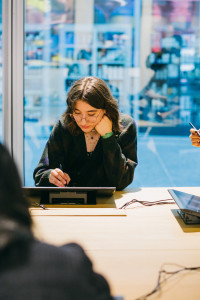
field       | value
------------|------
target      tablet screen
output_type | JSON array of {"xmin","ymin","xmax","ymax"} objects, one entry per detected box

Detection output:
[{"xmin": 168, "ymin": 189, "xmax": 200, "ymax": 216}]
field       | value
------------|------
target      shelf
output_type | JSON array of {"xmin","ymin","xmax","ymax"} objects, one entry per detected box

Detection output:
[
  {"xmin": 64, "ymin": 45, "xmax": 92, "ymax": 49},
  {"xmin": 97, "ymin": 46, "xmax": 125, "ymax": 49},
  {"xmin": 25, "ymin": 24, "xmax": 132, "ymax": 121},
  {"xmin": 97, "ymin": 61, "xmax": 125, "ymax": 65}
]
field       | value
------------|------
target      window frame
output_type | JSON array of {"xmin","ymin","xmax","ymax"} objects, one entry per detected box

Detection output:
[{"xmin": 2, "ymin": 0, "xmax": 24, "ymax": 180}]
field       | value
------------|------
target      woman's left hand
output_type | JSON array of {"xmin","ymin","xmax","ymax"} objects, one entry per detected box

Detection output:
[{"xmin": 95, "ymin": 115, "xmax": 113, "ymax": 136}]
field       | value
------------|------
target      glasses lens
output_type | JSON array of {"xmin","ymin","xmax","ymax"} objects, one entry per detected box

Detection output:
[
  {"xmin": 87, "ymin": 116, "xmax": 96, "ymax": 123},
  {"xmin": 73, "ymin": 115, "xmax": 81, "ymax": 122},
  {"xmin": 73, "ymin": 114, "xmax": 97, "ymax": 123}
]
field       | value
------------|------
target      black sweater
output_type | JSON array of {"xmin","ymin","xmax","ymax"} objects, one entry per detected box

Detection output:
[
  {"xmin": 0, "ymin": 239, "xmax": 112, "ymax": 300},
  {"xmin": 33, "ymin": 114, "xmax": 137, "ymax": 190}
]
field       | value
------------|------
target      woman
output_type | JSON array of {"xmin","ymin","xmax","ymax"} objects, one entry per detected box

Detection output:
[
  {"xmin": 0, "ymin": 143, "xmax": 112, "ymax": 299},
  {"xmin": 34, "ymin": 76, "xmax": 137, "ymax": 190}
]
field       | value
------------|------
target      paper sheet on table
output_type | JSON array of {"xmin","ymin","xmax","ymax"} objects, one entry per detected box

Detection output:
[
  {"xmin": 30, "ymin": 208, "xmax": 127, "ymax": 216},
  {"xmin": 114, "ymin": 188, "xmax": 173, "ymax": 209}
]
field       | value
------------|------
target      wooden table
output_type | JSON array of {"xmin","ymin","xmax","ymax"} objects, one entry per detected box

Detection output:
[{"xmin": 31, "ymin": 187, "xmax": 200, "ymax": 300}]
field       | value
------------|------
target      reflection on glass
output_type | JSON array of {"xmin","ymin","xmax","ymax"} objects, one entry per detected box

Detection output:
[
  {"xmin": 24, "ymin": 1, "xmax": 75, "ymax": 185},
  {"xmin": 134, "ymin": 0, "xmax": 200, "ymax": 188},
  {"xmin": 136, "ymin": 0, "xmax": 200, "ymax": 127},
  {"xmin": 24, "ymin": 0, "xmax": 134, "ymax": 186},
  {"xmin": 24, "ymin": 0, "xmax": 200, "ymax": 187}
]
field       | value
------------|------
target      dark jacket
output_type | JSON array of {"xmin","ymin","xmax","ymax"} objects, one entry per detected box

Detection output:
[
  {"xmin": 0, "ymin": 237, "xmax": 112, "ymax": 300},
  {"xmin": 33, "ymin": 114, "xmax": 137, "ymax": 190}
]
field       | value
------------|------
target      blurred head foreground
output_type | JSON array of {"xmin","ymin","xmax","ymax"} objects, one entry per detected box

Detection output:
[{"xmin": 0, "ymin": 143, "xmax": 31, "ymax": 249}]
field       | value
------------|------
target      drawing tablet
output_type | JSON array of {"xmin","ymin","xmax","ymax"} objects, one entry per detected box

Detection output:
[{"xmin": 23, "ymin": 186, "xmax": 116, "ymax": 205}]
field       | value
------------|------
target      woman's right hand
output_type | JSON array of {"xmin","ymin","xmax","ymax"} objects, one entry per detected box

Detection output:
[
  {"xmin": 190, "ymin": 129, "xmax": 200, "ymax": 147},
  {"xmin": 49, "ymin": 168, "xmax": 71, "ymax": 187}
]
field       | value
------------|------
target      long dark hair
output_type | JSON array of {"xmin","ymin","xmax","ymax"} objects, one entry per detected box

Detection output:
[
  {"xmin": 0, "ymin": 144, "xmax": 32, "ymax": 230},
  {"xmin": 63, "ymin": 76, "xmax": 121, "ymax": 135}
]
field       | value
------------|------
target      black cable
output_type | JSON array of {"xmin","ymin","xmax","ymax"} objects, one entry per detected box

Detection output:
[
  {"xmin": 134, "ymin": 263, "xmax": 200, "ymax": 300},
  {"xmin": 119, "ymin": 198, "xmax": 175, "ymax": 209}
]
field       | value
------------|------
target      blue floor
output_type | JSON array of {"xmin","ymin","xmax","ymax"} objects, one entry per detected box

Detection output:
[
  {"xmin": 132, "ymin": 134, "xmax": 200, "ymax": 188},
  {"xmin": 24, "ymin": 122, "xmax": 200, "ymax": 187}
]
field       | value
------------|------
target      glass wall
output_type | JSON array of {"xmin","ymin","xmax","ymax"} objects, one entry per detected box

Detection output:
[
  {"xmin": 24, "ymin": 0, "xmax": 75, "ymax": 184},
  {"xmin": 135, "ymin": 0, "xmax": 200, "ymax": 187},
  {"xmin": 24, "ymin": 0, "xmax": 136, "ymax": 185},
  {"xmin": 24, "ymin": 0, "xmax": 200, "ymax": 187}
]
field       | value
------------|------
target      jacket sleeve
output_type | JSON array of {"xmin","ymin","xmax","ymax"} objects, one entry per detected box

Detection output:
[
  {"xmin": 33, "ymin": 120, "xmax": 66, "ymax": 186},
  {"xmin": 61, "ymin": 243, "xmax": 113, "ymax": 300},
  {"xmin": 101, "ymin": 117, "xmax": 138, "ymax": 190}
]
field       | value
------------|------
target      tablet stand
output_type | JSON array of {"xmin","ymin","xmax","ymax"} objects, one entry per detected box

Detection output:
[
  {"xmin": 178, "ymin": 209, "xmax": 200, "ymax": 225},
  {"xmin": 49, "ymin": 191, "xmax": 87, "ymax": 204},
  {"xmin": 41, "ymin": 190, "xmax": 97, "ymax": 205}
]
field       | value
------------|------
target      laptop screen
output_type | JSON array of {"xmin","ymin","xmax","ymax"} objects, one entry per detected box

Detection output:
[{"xmin": 168, "ymin": 189, "xmax": 200, "ymax": 217}]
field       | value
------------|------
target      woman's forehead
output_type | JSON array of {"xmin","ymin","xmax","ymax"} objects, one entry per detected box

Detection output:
[{"xmin": 74, "ymin": 100, "xmax": 98, "ymax": 112}]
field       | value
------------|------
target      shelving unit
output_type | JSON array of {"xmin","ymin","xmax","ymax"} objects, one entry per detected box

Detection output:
[
  {"xmin": 138, "ymin": 34, "xmax": 200, "ymax": 127},
  {"xmin": 24, "ymin": 24, "xmax": 132, "ymax": 124},
  {"xmin": 61, "ymin": 24, "xmax": 132, "ymax": 113}
]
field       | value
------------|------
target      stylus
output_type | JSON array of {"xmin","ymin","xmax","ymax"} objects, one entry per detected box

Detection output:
[
  {"xmin": 60, "ymin": 164, "xmax": 67, "ymax": 187},
  {"xmin": 189, "ymin": 122, "xmax": 200, "ymax": 137}
]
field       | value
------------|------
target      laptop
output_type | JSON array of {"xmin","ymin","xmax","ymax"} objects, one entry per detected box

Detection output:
[{"xmin": 168, "ymin": 189, "xmax": 200, "ymax": 224}]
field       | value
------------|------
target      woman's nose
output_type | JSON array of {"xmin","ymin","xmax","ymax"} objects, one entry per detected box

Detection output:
[{"xmin": 80, "ymin": 116, "xmax": 87, "ymax": 124}]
